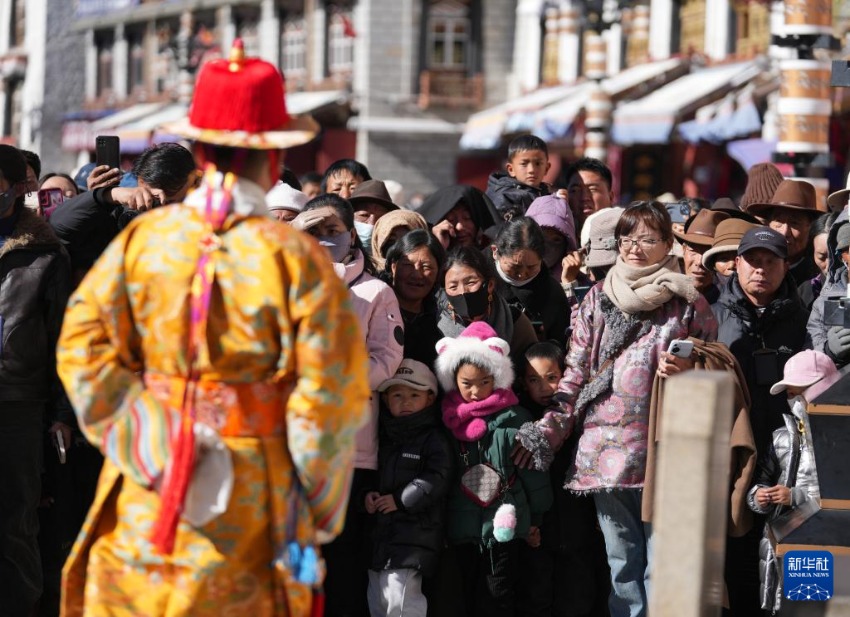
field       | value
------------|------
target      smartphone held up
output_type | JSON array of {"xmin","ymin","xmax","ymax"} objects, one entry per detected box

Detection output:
[
  {"xmin": 95, "ymin": 135, "xmax": 121, "ymax": 170},
  {"xmin": 37, "ymin": 187, "xmax": 64, "ymax": 219}
]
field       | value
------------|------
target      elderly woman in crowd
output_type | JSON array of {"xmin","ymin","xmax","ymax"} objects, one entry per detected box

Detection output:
[
  {"xmin": 438, "ymin": 244, "xmax": 537, "ymax": 365},
  {"xmin": 491, "ymin": 216, "xmax": 571, "ymax": 347},
  {"xmin": 418, "ymin": 185, "xmax": 501, "ymax": 251},
  {"xmin": 517, "ymin": 201, "xmax": 717, "ymax": 617}
]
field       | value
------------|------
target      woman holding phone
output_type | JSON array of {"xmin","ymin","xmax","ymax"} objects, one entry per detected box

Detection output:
[{"xmin": 516, "ymin": 201, "xmax": 717, "ymax": 617}]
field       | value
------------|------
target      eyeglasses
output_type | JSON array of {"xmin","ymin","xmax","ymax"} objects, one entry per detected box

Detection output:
[{"xmin": 618, "ymin": 237, "xmax": 662, "ymax": 251}]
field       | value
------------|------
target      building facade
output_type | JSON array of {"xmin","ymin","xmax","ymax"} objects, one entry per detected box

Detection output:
[{"xmin": 46, "ymin": 0, "xmax": 523, "ymax": 196}]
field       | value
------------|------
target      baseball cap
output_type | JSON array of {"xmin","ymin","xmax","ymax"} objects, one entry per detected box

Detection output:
[
  {"xmin": 377, "ymin": 359, "xmax": 439, "ymax": 393},
  {"xmin": 74, "ymin": 162, "xmax": 96, "ymax": 192},
  {"xmin": 736, "ymin": 227, "xmax": 787, "ymax": 260},
  {"xmin": 770, "ymin": 350, "xmax": 840, "ymax": 401}
]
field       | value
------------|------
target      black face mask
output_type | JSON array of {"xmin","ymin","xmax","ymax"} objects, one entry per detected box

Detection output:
[
  {"xmin": 0, "ymin": 185, "xmax": 17, "ymax": 218},
  {"xmin": 446, "ymin": 285, "xmax": 489, "ymax": 320}
]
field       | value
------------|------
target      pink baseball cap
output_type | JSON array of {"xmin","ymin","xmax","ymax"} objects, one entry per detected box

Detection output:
[{"xmin": 770, "ymin": 350, "xmax": 840, "ymax": 402}]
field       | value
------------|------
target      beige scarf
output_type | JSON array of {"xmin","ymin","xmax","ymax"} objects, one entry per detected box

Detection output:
[{"xmin": 603, "ymin": 255, "xmax": 699, "ymax": 314}]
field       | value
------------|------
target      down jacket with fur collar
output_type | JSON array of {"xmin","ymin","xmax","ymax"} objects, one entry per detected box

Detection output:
[{"xmin": 0, "ymin": 208, "xmax": 73, "ymax": 421}]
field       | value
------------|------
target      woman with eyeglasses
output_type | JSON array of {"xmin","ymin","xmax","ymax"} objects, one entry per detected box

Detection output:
[
  {"xmin": 490, "ymin": 216, "xmax": 571, "ymax": 347},
  {"xmin": 515, "ymin": 201, "xmax": 717, "ymax": 617}
]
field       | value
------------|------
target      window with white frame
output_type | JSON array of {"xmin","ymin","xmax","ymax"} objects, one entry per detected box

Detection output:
[
  {"xmin": 281, "ymin": 17, "xmax": 307, "ymax": 77},
  {"xmin": 328, "ymin": 10, "xmax": 354, "ymax": 74},
  {"xmin": 427, "ymin": 0, "xmax": 470, "ymax": 70}
]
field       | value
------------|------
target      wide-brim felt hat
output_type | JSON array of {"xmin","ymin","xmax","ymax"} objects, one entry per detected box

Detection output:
[
  {"xmin": 159, "ymin": 40, "xmax": 318, "ymax": 150},
  {"xmin": 827, "ymin": 171, "xmax": 850, "ymax": 210},
  {"xmin": 673, "ymin": 209, "xmax": 729, "ymax": 246},
  {"xmin": 349, "ymin": 179, "xmax": 399, "ymax": 211},
  {"xmin": 745, "ymin": 179, "xmax": 822, "ymax": 218},
  {"xmin": 710, "ymin": 197, "xmax": 761, "ymax": 224},
  {"xmin": 702, "ymin": 219, "xmax": 763, "ymax": 271}
]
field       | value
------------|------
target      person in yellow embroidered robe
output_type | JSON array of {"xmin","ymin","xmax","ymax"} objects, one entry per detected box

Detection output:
[{"xmin": 55, "ymin": 43, "xmax": 370, "ymax": 617}]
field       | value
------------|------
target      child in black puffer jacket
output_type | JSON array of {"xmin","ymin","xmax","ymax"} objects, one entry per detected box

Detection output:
[{"xmin": 366, "ymin": 359, "xmax": 454, "ymax": 617}]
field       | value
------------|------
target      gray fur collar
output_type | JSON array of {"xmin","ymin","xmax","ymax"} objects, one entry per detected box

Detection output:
[{"xmin": 0, "ymin": 207, "xmax": 62, "ymax": 258}]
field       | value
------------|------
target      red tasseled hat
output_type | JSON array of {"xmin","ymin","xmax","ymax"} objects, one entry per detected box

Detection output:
[{"xmin": 160, "ymin": 40, "xmax": 317, "ymax": 149}]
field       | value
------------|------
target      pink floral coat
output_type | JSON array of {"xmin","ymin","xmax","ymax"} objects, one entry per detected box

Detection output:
[{"xmin": 541, "ymin": 284, "xmax": 718, "ymax": 492}]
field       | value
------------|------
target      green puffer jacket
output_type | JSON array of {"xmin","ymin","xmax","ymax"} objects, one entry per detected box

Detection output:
[{"xmin": 446, "ymin": 405, "xmax": 553, "ymax": 548}]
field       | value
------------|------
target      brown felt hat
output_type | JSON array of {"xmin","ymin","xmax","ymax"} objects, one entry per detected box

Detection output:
[
  {"xmin": 702, "ymin": 219, "xmax": 764, "ymax": 271},
  {"xmin": 745, "ymin": 179, "xmax": 821, "ymax": 219},
  {"xmin": 348, "ymin": 179, "xmax": 399, "ymax": 211},
  {"xmin": 739, "ymin": 163, "xmax": 784, "ymax": 212},
  {"xmin": 711, "ymin": 197, "xmax": 761, "ymax": 224},
  {"xmin": 673, "ymin": 209, "xmax": 730, "ymax": 247}
]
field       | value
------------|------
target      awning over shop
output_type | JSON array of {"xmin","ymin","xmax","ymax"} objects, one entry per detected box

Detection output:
[
  {"xmin": 62, "ymin": 102, "xmax": 172, "ymax": 152},
  {"xmin": 460, "ymin": 57, "xmax": 686, "ymax": 150},
  {"xmin": 677, "ymin": 81, "xmax": 773, "ymax": 144},
  {"xmin": 533, "ymin": 82, "xmax": 597, "ymax": 142},
  {"xmin": 534, "ymin": 57, "xmax": 686, "ymax": 142},
  {"xmin": 286, "ymin": 89, "xmax": 349, "ymax": 115},
  {"xmin": 611, "ymin": 61, "xmax": 762, "ymax": 146},
  {"xmin": 726, "ymin": 138, "xmax": 777, "ymax": 171},
  {"xmin": 459, "ymin": 83, "xmax": 580, "ymax": 150},
  {"xmin": 115, "ymin": 103, "xmax": 188, "ymax": 152},
  {"xmin": 91, "ymin": 102, "xmax": 169, "ymax": 132}
]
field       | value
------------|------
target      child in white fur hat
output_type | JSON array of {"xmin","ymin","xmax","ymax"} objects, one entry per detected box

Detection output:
[{"xmin": 435, "ymin": 321, "xmax": 552, "ymax": 615}]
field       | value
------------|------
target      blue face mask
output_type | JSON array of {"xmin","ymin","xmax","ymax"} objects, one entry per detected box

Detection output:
[
  {"xmin": 318, "ymin": 231, "xmax": 352, "ymax": 263},
  {"xmin": 0, "ymin": 185, "xmax": 17, "ymax": 218},
  {"xmin": 354, "ymin": 221, "xmax": 374, "ymax": 256}
]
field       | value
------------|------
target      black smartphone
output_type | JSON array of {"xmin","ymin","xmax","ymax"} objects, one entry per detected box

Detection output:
[{"xmin": 95, "ymin": 135, "xmax": 120, "ymax": 169}]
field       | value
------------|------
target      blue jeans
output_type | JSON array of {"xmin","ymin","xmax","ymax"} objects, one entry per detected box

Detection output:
[{"xmin": 593, "ymin": 489, "xmax": 653, "ymax": 617}]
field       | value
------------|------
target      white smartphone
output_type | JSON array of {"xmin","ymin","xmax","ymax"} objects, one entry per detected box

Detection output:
[
  {"xmin": 55, "ymin": 430, "xmax": 66, "ymax": 465},
  {"xmin": 667, "ymin": 339, "xmax": 694, "ymax": 359}
]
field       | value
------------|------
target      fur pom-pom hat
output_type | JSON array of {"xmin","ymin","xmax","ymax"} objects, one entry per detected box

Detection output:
[{"xmin": 435, "ymin": 321, "xmax": 514, "ymax": 392}]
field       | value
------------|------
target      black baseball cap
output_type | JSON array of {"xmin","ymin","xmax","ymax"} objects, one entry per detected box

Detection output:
[{"xmin": 736, "ymin": 227, "xmax": 788, "ymax": 260}]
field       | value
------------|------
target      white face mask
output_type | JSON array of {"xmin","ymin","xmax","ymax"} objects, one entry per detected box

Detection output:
[
  {"xmin": 494, "ymin": 257, "xmax": 537, "ymax": 287},
  {"xmin": 788, "ymin": 394, "xmax": 807, "ymax": 420}
]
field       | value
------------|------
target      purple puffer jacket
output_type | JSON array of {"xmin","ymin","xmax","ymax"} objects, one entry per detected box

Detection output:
[{"xmin": 538, "ymin": 283, "xmax": 717, "ymax": 492}]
